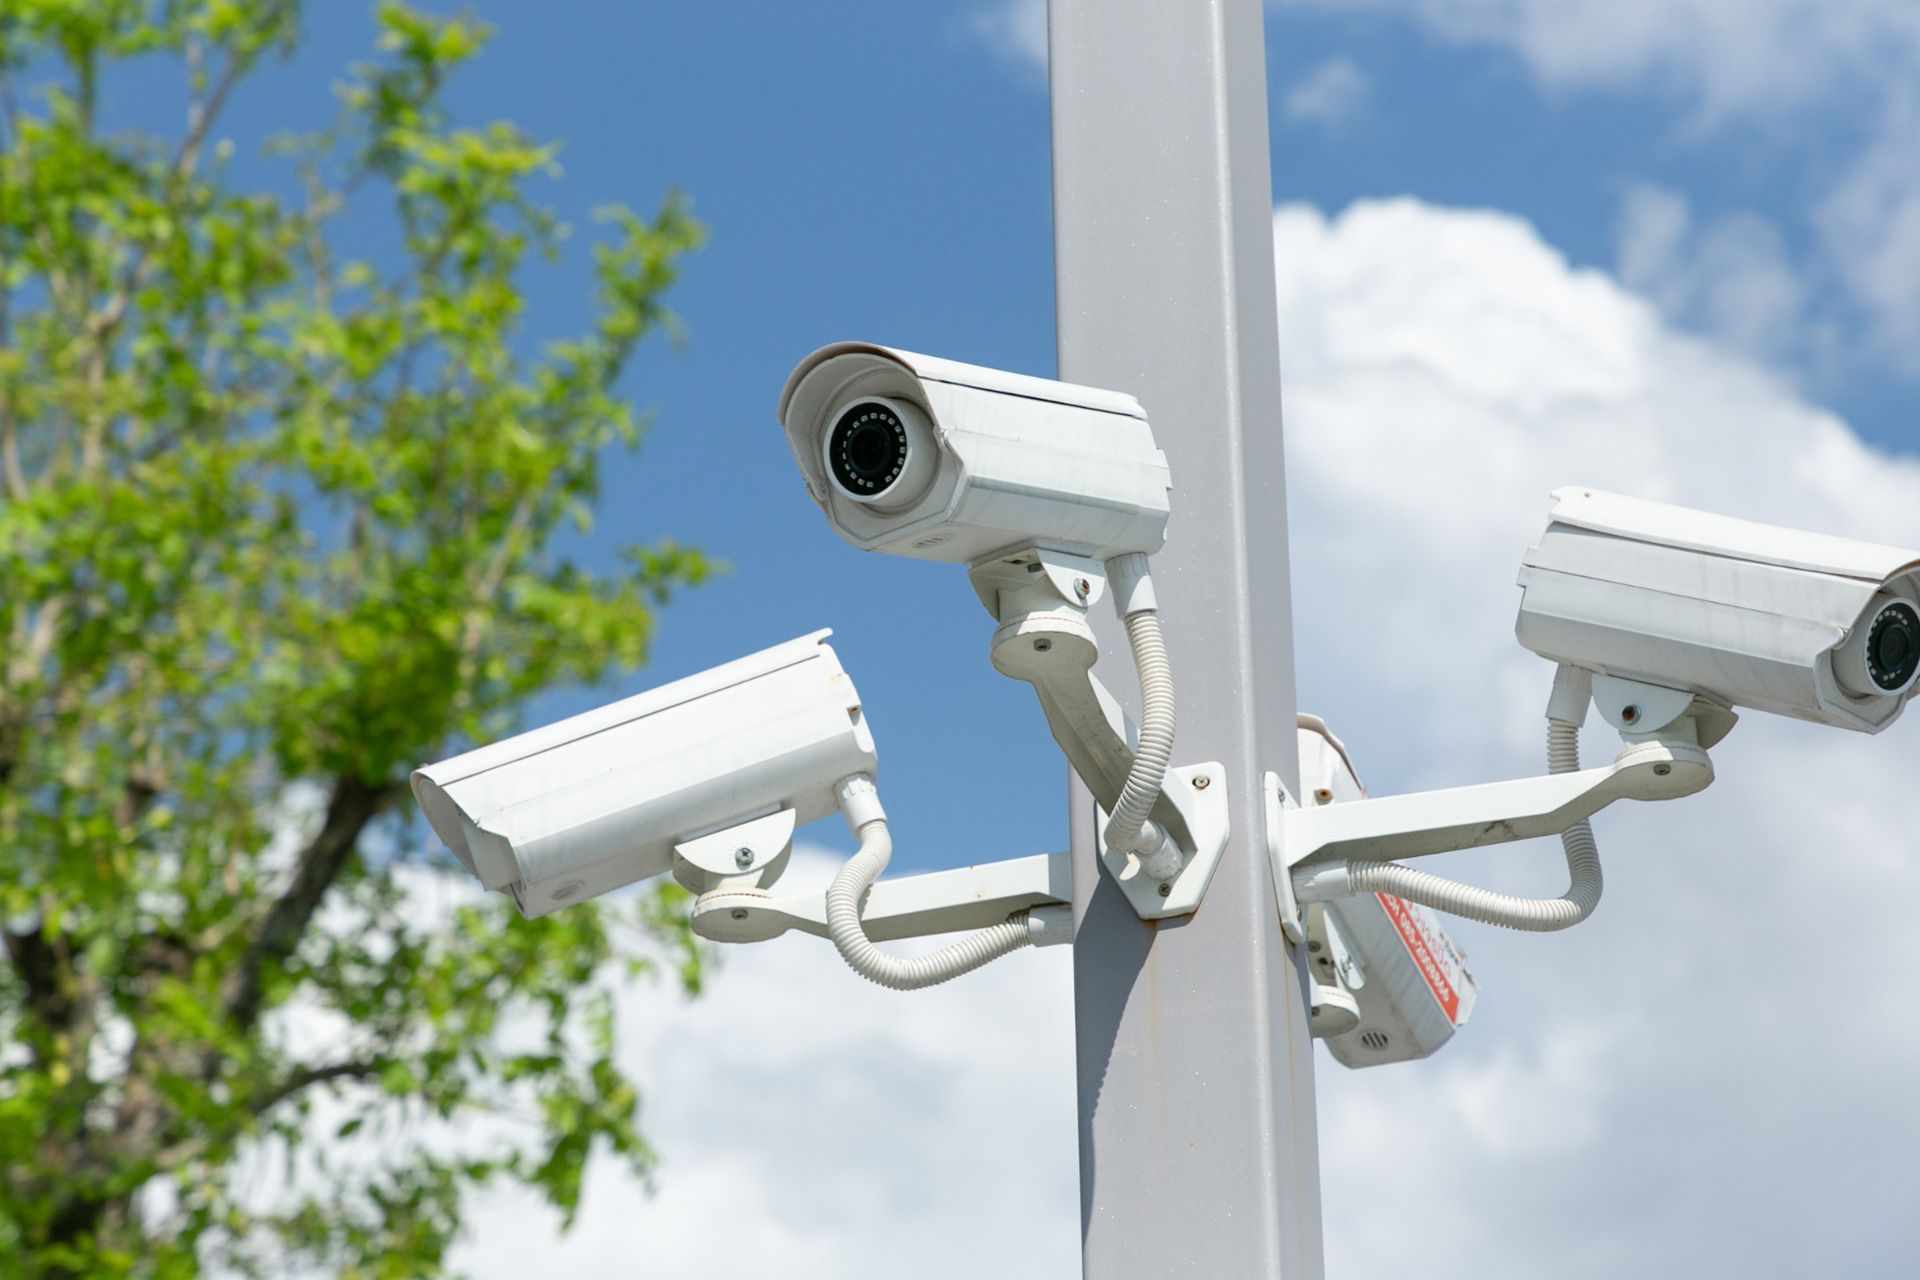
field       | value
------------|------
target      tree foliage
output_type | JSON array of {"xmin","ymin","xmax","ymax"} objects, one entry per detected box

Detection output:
[{"xmin": 0, "ymin": 3, "xmax": 709, "ymax": 1275}]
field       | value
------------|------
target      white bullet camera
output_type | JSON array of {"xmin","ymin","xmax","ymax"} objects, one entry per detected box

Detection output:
[
  {"xmin": 778, "ymin": 342, "xmax": 1172, "ymax": 565},
  {"xmin": 1517, "ymin": 487, "xmax": 1920, "ymax": 734},
  {"xmin": 411, "ymin": 631, "xmax": 876, "ymax": 918}
]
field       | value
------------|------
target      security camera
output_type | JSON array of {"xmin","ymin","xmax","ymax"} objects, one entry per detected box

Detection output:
[
  {"xmin": 1517, "ymin": 487, "xmax": 1920, "ymax": 733},
  {"xmin": 411, "ymin": 630, "xmax": 876, "ymax": 918},
  {"xmin": 778, "ymin": 342, "xmax": 1172, "ymax": 565}
]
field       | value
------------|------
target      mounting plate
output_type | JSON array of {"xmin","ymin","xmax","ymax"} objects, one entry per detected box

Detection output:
[
  {"xmin": 671, "ymin": 809, "xmax": 795, "ymax": 894},
  {"xmin": 1097, "ymin": 762, "xmax": 1229, "ymax": 920},
  {"xmin": 1262, "ymin": 771, "xmax": 1307, "ymax": 944}
]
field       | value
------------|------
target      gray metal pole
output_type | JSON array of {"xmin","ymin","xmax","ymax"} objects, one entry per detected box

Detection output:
[{"xmin": 1048, "ymin": 1, "xmax": 1324, "ymax": 1275}]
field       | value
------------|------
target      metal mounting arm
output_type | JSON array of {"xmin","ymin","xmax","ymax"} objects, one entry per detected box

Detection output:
[
  {"xmin": 968, "ymin": 548, "xmax": 1230, "ymax": 920},
  {"xmin": 1278, "ymin": 733, "xmax": 1714, "ymax": 907},
  {"xmin": 688, "ymin": 851, "xmax": 1075, "ymax": 947},
  {"xmin": 1288, "ymin": 739, "xmax": 1710, "ymax": 871}
]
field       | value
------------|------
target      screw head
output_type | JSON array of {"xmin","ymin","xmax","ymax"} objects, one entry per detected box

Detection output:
[
  {"xmin": 1033, "ymin": 637, "xmax": 1053, "ymax": 652},
  {"xmin": 1192, "ymin": 774, "xmax": 1211, "ymax": 791},
  {"xmin": 729, "ymin": 907, "xmax": 749, "ymax": 921},
  {"xmin": 1653, "ymin": 762, "xmax": 1672, "ymax": 777},
  {"xmin": 1074, "ymin": 577, "xmax": 1092, "ymax": 599},
  {"xmin": 1157, "ymin": 882, "xmax": 1173, "ymax": 898},
  {"xmin": 734, "ymin": 847, "xmax": 755, "ymax": 869},
  {"xmin": 1622, "ymin": 704, "xmax": 1642, "ymax": 725}
]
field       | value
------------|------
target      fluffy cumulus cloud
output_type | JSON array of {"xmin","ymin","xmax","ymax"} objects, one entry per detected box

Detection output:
[
  {"xmin": 446, "ymin": 848, "xmax": 1081, "ymax": 1280},
  {"xmin": 419, "ymin": 199, "xmax": 1920, "ymax": 1277},
  {"xmin": 1277, "ymin": 198, "xmax": 1920, "ymax": 1277}
]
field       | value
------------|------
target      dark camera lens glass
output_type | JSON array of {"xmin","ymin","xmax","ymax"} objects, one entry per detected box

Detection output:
[
  {"xmin": 1867, "ymin": 601, "xmax": 1920, "ymax": 691},
  {"xmin": 828, "ymin": 402, "xmax": 909, "ymax": 497}
]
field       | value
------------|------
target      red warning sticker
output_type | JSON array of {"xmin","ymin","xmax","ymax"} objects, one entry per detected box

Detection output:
[{"xmin": 1377, "ymin": 892, "xmax": 1463, "ymax": 1025}]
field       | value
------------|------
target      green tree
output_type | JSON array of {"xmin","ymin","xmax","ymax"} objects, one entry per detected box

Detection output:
[{"xmin": 0, "ymin": 3, "xmax": 710, "ymax": 1275}]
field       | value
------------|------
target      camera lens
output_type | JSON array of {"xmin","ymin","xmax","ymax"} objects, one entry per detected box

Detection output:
[
  {"xmin": 1868, "ymin": 601, "xmax": 1920, "ymax": 692},
  {"xmin": 828, "ymin": 401, "xmax": 910, "ymax": 498}
]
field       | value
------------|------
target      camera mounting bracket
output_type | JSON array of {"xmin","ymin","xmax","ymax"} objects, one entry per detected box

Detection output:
[
  {"xmin": 1264, "ymin": 772, "xmax": 1308, "ymax": 943},
  {"xmin": 1277, "ymin": 722, "xmax": 1716, "ymax": 907},
  {"xmin": 671, "ymin": 808, "xmax": 796, "ymax": 895},
  {"xmin": 1590, "ymin": 673, "xmax": 1739, "ymax": 745},
  {"xmin": 688, "ymin": 850, "xmax": 1074, "ymax": 947},
  {"xmin": 970, "ymin": 547, "xmax": 1230, "ymax": 921}
]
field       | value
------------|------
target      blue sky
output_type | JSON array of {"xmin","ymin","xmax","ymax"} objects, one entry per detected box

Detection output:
[{"xmin": 158, "ymin": 0, "xmax": 1920, "ymax": 875}]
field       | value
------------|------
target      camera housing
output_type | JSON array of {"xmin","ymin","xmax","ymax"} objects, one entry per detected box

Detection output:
[
  {"xmin": 1517, "ymin": 487, "xmax": 1920, "ymax": 734},
  {"xmin": 779, "ymin": 342, "xmax": 1172, "ymax": 565},
  {"xmin": 411, "ymin": 631, "xmax": 876, "ymax": 918}
]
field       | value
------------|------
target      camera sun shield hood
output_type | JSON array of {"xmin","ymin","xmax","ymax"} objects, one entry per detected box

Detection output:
[
  {"xmin": 1517, "ymin": 487, "xmax": 1920, "ymax": 734},
  {"xmin": 779, "ymin": 342, "xmax": 1172, "ymax": 565}
]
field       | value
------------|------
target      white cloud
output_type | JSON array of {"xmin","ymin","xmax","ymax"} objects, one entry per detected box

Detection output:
[
  {"xmin": 1817, "ymin": 93, "xmax": 1920, "ymax": 364},
  {"xmin": 1271, "ymin": 0, "xmax": 1920, "ymax": 377},
  {"xmin": 1614, "ymin": 183, "xmax": 1807, "ymax": 365},
  {"xmin": 1283, "ymin": 56, "xmax": 1371, "ymax": 128},
  {"xmin": 449, "ymin": 848, "xmax": 1080, "ymax": 1280},
  {"xmin": 341, "ymin": 198, "xmax": 1920, "ymax": 1277},
  {"xmin": 969, "ymin": 0, "xmax": 1920, "ymax": 372},
  {"xmin": 964, "ymin": 0, "xmax": 1048, "ymax": 77},
  {"xmin": 1270, "ymin": 0, "xmax": 1920, "ymax": 120},
  {"xmin": 1279, "ymin": 198, "xmax": 1920, "ymax": 1277}
]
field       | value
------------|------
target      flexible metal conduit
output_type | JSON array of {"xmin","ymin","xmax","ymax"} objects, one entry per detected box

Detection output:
[
  {"xmin": 823, "ymin": 776, "xmax": 1034, "ymax": 990},
  {"xmin": 1342, "ymin": 718, "xmax": 1602, "ymax": 932},
  {"xmin": 1102, "ymin": 552, "xmax": 1175, "ymax": 857}
]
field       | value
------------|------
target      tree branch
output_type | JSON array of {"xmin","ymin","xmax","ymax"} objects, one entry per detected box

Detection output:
[
  {"xmin": 4, "ymin": 598, "xmax": 69, "ymax": 704},
  {"xmin": 224, "ymin": 775, "xmax": 397, "ymax": 1032},
  {"xmin": 2, "ymin": 924, "xmax": 77, "ymax": 1033},
  {"xmin": 86, "ymin": 50, "xmax": 252, "ymax": 346},
  {"xmin": 0, "ymin": 279, "xmax": 23, "ymax": 499},
  {"xmin": 249, "ymin": 1058, "xmax": 384, "ymax": 1118},
  {"xmin": 0, "ymin": 397, "xmax": 22, "ymax": 500},
  {"xmin": 106, "ymin": 1058, "xmax": 384, "ymax": 1214},
  {"xmin": 179, "ymin": 51, "xmax": 250, "ymax": 179}
]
